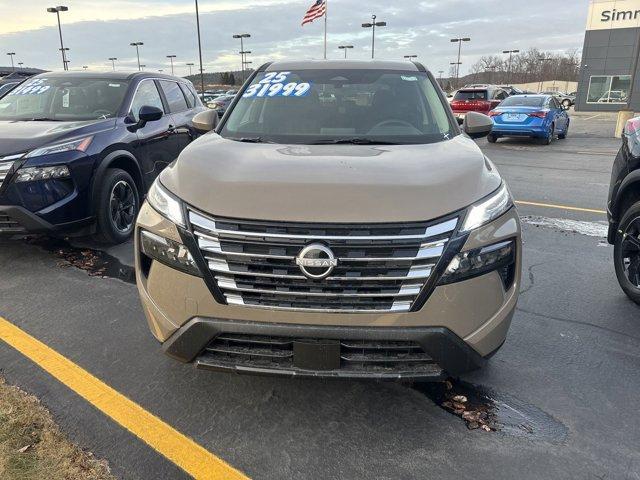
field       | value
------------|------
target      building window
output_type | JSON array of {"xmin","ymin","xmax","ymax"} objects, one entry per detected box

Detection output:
[{"xmin": 587, "ymin": 75, "xmax": 631, "ymax": 104}]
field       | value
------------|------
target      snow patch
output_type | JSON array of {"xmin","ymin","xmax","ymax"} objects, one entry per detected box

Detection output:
[{"xmin": 521, "ymin": 216, "xmax": 609, "ymax": 238}]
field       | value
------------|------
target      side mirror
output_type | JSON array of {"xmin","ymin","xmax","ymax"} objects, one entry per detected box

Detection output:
[
  {"xmin": 463, "ymin": 111, "xmax": 494, "ymax": 139},
  {"xmin": 126, "ymin": 105, "xmax": 163, "ymax": 132},
  {"xmin": 138, "ymin": 105, "xmax": 164, "ymax": 123},
  {"xmin": 192, "ymin": 109, "xmax": 220, "ymax": 133}
]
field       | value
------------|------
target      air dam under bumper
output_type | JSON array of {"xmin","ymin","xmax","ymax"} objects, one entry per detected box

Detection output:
[{"xmin": 163, "ymin": 318, "xmax": 489, "ymax": 380}]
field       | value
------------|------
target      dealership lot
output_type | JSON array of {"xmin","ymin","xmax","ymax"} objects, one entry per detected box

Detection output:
[{"xmin": 1, "ymin": 112, "xmax": 639, "ymax": 480}]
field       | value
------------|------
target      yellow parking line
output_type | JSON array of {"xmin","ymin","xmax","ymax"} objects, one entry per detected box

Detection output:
[
  {"xmin": 515, "ymin": 200, "xmax": 606, "ymax": 215},
  {"xmin": 0, "ymin": 316, "xmax": 248, "ymax": 480}
]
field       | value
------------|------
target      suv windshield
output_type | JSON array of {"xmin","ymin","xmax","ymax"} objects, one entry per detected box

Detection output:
[
  {"xmin": 220, "ymin": 69, "xmax": 455, "ymax": 145},
  {"xmin": 0, "ymin": 77, "xmax": 129, "ymax": 121},
  {"xmin": 500, "ymin": 96, "xmax": 545, "ymax": 107}
]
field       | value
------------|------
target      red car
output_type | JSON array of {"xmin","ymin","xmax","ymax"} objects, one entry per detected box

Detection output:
[{"xmin": 450, "ymin": 86, "xmax": 509, "ymax": 123}]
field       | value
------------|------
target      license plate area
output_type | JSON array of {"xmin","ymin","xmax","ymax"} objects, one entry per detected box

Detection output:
[
  {"xmin": 293, "ymin": 339, "xmax": 341, "ymax": 370},
  {"xmin": 503, "ymin": 113, "xmax": 526, "ymax": 122}
]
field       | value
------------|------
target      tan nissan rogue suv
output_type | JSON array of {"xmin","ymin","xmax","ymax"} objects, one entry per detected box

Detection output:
[{"xmin": 135, "ymin": 60, "xmax": 521, "ymax": 380}]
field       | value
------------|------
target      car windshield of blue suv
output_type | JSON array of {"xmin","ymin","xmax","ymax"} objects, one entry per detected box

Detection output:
[
  {"xmin": 220, "ymin": 69, "xmax": 455, "ymax": 145},
  {"xmin": 0, "ymin": 77, "xmax": 129, "ymax": 121}
]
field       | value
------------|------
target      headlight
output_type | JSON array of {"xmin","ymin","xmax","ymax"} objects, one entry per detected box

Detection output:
[
  {"xmin": 25, "ymin": 136, "xmax": 93, "ymax": 159},
  {"xmin": 140, "ymin": 230, "xmax": 200, "ymax": 277},
  {"xmin": 14, "ymin": 165, "xmax": 71, "ymax": 183},
  {"xmin": 439, "ymin": 240, "xmax": 516, "ymax": 287},
  {"xmin": 460, "ymin": 183, "xmax": 512, "ymax": 232},
  {"xmin": 147, "ymin": 178, "xmax": 185, "ymax": 227}
]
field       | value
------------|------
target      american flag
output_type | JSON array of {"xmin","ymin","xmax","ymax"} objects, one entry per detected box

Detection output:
[{"xmin": 302, "ymin": 0, "xmax": 326, "ymax": 26}]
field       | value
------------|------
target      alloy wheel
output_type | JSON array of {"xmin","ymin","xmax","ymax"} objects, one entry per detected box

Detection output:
[
  {"xmin": 620, "ymin": 216, "xmax": 640, "ymax": 288},
  {"xmin": 109, "ymin": 180, "xmax": 137, "ymax": 233}
]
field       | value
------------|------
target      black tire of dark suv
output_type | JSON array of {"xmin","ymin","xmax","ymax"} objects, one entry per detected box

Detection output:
[
  {"xmin": 614, "ymin": 200, "xmax": 640, "ymax": 305},
  {"xmin": 94, "ymin": 168, "xmax": 140, "ymax": 244}
]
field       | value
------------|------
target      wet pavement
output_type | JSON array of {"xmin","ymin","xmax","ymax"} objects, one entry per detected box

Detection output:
[{"xmin": 1, "ymin": 112, "xmax": 639, "ymax": 479}]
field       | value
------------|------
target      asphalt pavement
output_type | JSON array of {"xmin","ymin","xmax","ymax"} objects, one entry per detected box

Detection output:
[{"xmin": 1, "ymin": 110, "xmax": 639, "ymax": 480}]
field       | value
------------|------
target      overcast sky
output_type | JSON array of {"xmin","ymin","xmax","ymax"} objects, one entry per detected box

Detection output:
[{"xmin": 0, "ymin": 0, "xmax": 588, "ymax": 76}]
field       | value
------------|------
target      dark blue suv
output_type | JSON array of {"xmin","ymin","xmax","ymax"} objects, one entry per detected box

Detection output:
[{"xmin": 0, "ymin": 71, "xmax": 206, "ymax": 243}]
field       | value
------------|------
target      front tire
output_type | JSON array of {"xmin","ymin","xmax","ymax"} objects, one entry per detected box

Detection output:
[
  {"xmin": 614, "ymin": 201, "xmax": 640, "ymax": 305},
  {"xmin": 487, "ymin": 134, "xmax": 498, "ymax": 143},
  {"xmin": 562, "ymin": 99, "xmax": 571, "ymax": 109},
  {"xmin": 94, "ymin": 168, "xmax": 140, "ymax": 245}
]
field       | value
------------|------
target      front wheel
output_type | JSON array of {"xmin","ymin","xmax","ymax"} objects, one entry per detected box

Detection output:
[
  {"xmin": 94, "ymin": 168, "xmax": 140, "ymax": 245},
  {"xmin": 614, "ymin": 201, "xmax": 640, "ymax": 305},
  {"xmin": 487, "ymin": 134, "xmax": 498, "ymax": 143},
  {"xmin": 562, "ymin": 99, "xmax": 571, "ymax": 109}
]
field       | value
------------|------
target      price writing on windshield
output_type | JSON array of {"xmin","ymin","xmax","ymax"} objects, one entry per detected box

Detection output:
[
  {"xmin": 243, "ymin": 71, "xmax": 312, "ymax": 98},
  {"xmin": 9, "ymin": 79, "xmax": 51, "ymax": 96}
]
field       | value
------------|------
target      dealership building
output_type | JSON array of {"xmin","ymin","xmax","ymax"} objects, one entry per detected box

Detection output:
[{"xmin": 576, "ymin": 0, "xmax": 640, "ymax": 111}]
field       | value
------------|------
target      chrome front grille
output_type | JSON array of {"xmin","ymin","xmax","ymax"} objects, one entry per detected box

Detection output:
[
  {"xmin": 188, "ymin": 209, "xmax": 458, "ymax": 313},
  {"xmin": 0, "ymin": 161, "xmax": 13, "ymax": 188}
]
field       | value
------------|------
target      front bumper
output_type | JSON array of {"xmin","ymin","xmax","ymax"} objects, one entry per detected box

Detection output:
[
  {"xmin": 0, "ymin": 204, "xmax": 92, "ymax": 236},
  {"xmin": 163, "ymin": 318, "xmax": 492, "ymax": 379},
  {"xmin": 136, "ymin": 204, "xmax": 521, "ymax": 379}
]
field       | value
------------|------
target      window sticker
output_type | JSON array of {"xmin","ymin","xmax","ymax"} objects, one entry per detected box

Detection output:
[
  {"xmin": 9, "ymin": 78, "xmax": 51, "ymax": 96},
  {"xmin": 243, "ymin": 71, "xmax": 312, "ymax": 98},
  {"xmin": 401, "ymin": 75, "xmax": 418, "ymax": 82}
]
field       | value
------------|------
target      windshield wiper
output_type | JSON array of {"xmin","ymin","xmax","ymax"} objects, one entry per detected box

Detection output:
[
  {"xmin": 311, "ymin": 138, "xmax": 400, "ymax": 145},
  {"xmin": 27, "ymin": 117, "xmax": 60, "ymax": 122}
]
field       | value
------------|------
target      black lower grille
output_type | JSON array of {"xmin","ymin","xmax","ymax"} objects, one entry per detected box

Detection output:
[
  {"xmin": 0, "ymin": 214, "xmax": 24, "ymax": 233},
  {"xmin": 197, "ymin": 333, "xmax": 444, "ymax": 378}
]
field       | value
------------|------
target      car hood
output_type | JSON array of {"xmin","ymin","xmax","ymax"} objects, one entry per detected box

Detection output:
[
  {"xmin": 160, "ymin": 134, "xmax": 502, "ymax": 223},
  {"xmin": 0, "ymin": 119, "xmax": 116, "ymax": 157}
]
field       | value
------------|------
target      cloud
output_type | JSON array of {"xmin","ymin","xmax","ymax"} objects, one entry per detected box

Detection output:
[{"xmin": 0, "ymin": 0, "xmax": 587, "ymax": 76}]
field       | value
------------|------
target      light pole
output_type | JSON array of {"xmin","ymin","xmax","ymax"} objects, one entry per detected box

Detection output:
[
  {"xmin": 538, "ymin": 56, "xmax": 553, "ymax": 92},
  {"xmin": 47, "ymin": 6, "xmax": 69, "ymax": 71},
  {"xmin": 438, "ymin": 70, "xmax": 444, "ymax": 88},
  {"xmin": 6, "ymin": 53, "xmax": 15, "ymax": 72},
  {"xmin": 186, "ymin": 62, "xmax": 195, "ymax": 76},
  {"xmin": 450, "ymin": 61, "xmax": 462, "ymax": 87},
  {"xmin": 362, "ymin": 15, "xmax": 387, "ymax": 59},
  {"xmin": 503, "ymin": 49, "xmax": 520, "ymax": 85},
  {"xmin": 338, "ymin": 45, "xmax": 354, "ymax": 59},
  {"xmin": 60, "ymin": 47, "xmax": 70, "ymax": 70},
  {"xmin": 240, "ymin": 50, "xmax": 251, "ymax": 78},
  {"xmin": 450, "ymin": 37, "xmax": 470, "ymax": 87},
  {"xmin": 195, "ymin": 0, "xmax": 206, "ymax": 99},
  {"xmin": 166, "ymin": 55, "xmax": 176, "ymax": 75},
  {"xmin": 18, "ymin": 62, "xmax": 24, "ymax": 70},
  {"xmin": 82, "ymin": 65, "xmax": 88, "ymax": 70},
  {"xmin": 233, "ymin": 34, "xmax": 251, "ymax": 83},
  {"xmin": 108, "ymin": 57, "xmax": 117, "ymax": 71},
  {"xmin": 139, "ymin": 64, "xmax": 146, "ymax": 71},
  {"xmin": 130, "ymin": 42, "xmax": 144, "ymax": 71},
  {"xmin": 404, "ymin": 54, "xmax": 418, "ymax": 61}
]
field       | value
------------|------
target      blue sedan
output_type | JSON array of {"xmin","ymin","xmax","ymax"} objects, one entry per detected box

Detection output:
[{"xmin": 487, "ymin": 94, "xmax": 570, "ymax": 145}]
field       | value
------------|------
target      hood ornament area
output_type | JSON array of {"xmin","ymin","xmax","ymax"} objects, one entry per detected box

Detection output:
[{"xmin": 295, "ymin": 244, "xmax": 338, "ymax": 279}]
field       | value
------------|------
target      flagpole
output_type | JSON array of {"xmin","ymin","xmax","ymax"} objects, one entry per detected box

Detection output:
[{"xmin": 323, "ymin": 0, "xmax": 328, "ymax": 60}]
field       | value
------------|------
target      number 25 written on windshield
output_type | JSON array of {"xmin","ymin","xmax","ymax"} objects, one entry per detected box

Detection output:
[{"xmin": 243, "ymin": 82, "xmax": 311, "ymax": 98}]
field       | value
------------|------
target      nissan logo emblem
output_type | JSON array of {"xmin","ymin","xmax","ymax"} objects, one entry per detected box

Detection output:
[{"xmin": 295, "ymin": 244, "xmax": 338, "ymax": 279}]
